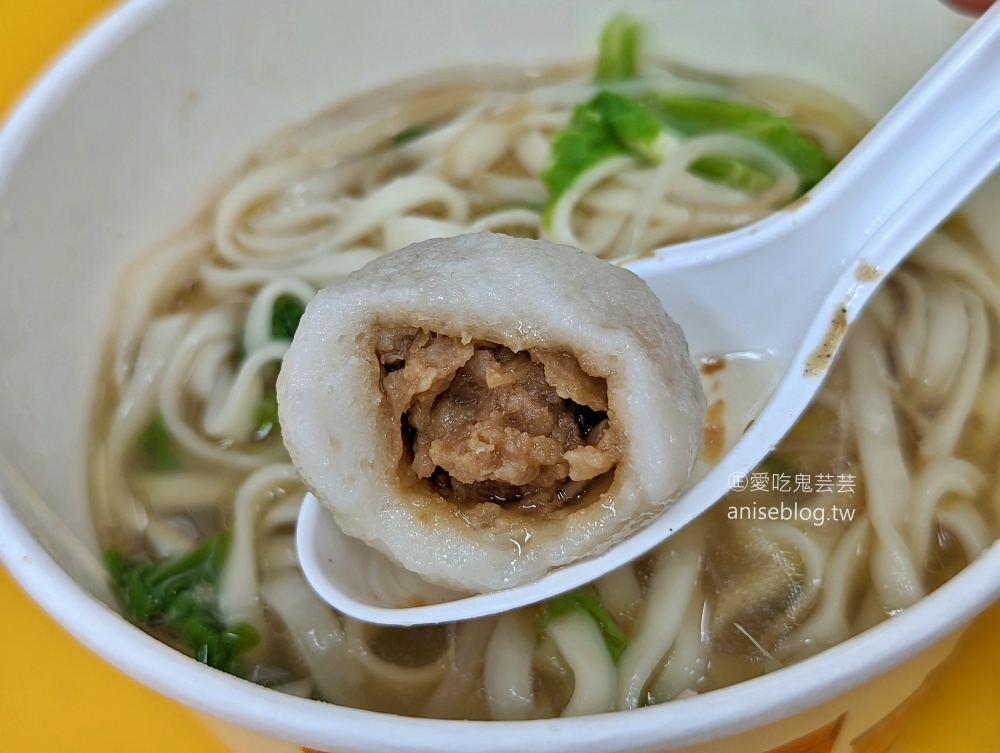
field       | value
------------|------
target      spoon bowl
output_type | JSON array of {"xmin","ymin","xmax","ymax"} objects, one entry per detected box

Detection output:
[{"xmin": 298, "ymin": 4, "xmax": 1000, "ymax": 625}]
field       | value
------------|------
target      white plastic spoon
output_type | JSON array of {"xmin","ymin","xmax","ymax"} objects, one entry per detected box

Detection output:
[{"xmin": 297, "ymin": 6, "xmax": 1000, "ymax": 625}]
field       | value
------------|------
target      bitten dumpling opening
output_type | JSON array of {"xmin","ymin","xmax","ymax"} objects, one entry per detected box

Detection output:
[{"xmin": 378, "ymin": 327, "xmax": 621, "ymax": 519}]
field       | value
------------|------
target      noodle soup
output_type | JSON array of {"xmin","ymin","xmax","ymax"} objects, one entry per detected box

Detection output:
[{"xmin": 82, "ymin": 11, "xmax": 1000, "ymax": 725}]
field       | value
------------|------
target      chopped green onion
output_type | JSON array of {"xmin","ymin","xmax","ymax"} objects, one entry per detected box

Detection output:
[
  {"xmin": 592, "ymin": 91, "xmax": 667, "ymax": 161},
  {"xmin": 595, "ymin": 14, "xmax": 642, "ymax": 83},
  {"xmin": 543, "ymin": 16, "xmax": 834, "ymax": 235},
  {"xmin": 540, "ymin": 587, "xmax": 629, "ymax": 663},
  {"xmin": 271, "ymin": 294, "xmax": 306, "ymax": 341},
  {"xmin": 392, "ymin": 124, "xmax": 432, "ymax": 146},
  {"xmin": 105, "ymin": 531, "xmax": 258, "ymax": 676},
  {"xmin": 639, "ymin": 95, "xmax": 834, "ymax": 193},
  {"xmin": 253, "ymin": 390, "xmax": 280, "ymax": 440},
  {"xmin": 688, "ymin": 154, "xmax": 778, "ymax": 196},
  {"xmin": 541, "ymin": 91, "xmax": 670, "ymax": 228},
  {"xmin": 137, "ymin": 414, "xmax": 179, "ymax": 472}
]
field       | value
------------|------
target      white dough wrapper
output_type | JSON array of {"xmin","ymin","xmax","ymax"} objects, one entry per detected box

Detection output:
[{"xmin": 278, "ymin": 233, "xmax": 705, "ymax": 593}]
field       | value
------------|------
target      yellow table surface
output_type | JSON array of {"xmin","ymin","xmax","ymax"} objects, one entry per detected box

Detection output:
[{"xmin": 3, "ymin": 2, "xmax": 1000, "ymax": 752}]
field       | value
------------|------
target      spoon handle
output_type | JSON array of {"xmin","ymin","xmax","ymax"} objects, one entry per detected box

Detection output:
[{"xmin": 802, "ymin": 1, "xmax": 1000, "ymax": 272}]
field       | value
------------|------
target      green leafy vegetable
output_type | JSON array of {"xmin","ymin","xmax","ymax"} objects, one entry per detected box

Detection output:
[
  {"xmin": 105, "ymin": 532, "xmax": 258, "ymax": 676},
  {"xmin": 253, "ymin": 358, "xmax": 283, "ymax": 440},
  {"xmin": 541, "ymin": 91, "xmax": 670, "ymax": 226},
  {"xmin": 540, "ymin": 587, "xmax": 629, "ymax": 662},
  {"xmin": 253, "ymin": 389, "xmax": 280, "ymax": 440},
  {"xmin": 595, "ymin": 14, "xmax": 642, "ymax": 83},
  {"xmin": 688, "ymin": 154, "xmax": 778, "ymax": 196},
  {"xmin": 640, "ymin": 94, "xmax": 834, "ymax": 193},
  {"xmin": 392, "ymin": 124, "xmax": 432, "ymax": 146},
  {"xmin": 137, "ymin": 414, "xmax": 179, "ymax": 472},
  {"xmin": 542, "ymin": 101, "xmax": 630, "ymax": 206},
  {"xmin": 592, "ymin": 90, "xmax": 665, "ymax": 160},
  {"xmin": 271, "ymin": 294, "xmax": 306, "ymax": 341}
]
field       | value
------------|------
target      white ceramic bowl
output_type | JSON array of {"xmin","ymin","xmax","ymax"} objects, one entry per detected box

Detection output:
[{"xmin": 1, "ymin": 1, "xmax": 997, "ymax": 751}]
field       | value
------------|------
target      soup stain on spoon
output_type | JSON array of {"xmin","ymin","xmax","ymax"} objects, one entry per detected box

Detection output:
[{"xmin": 691, "ymin": 350, "xmax": 784, "ymax": 482}]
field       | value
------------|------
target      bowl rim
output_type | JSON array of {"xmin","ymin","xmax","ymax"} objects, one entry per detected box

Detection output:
[
  {"xmin": 2, "ymin": 1, "xmax": 999, "ymax": 750},
  {"xmin": 6, "ymin": 475, "xmax": 1000, "ymax": 751}
]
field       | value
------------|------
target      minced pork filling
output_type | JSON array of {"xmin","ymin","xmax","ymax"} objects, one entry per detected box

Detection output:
[{"xmin": 376, "ymin": 327, "xmax": 621, "ymax": 512}]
